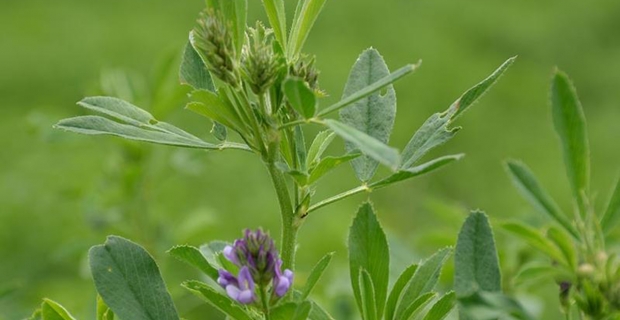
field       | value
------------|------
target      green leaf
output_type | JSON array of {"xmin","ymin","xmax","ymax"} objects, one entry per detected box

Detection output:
[
  {"xmin": 400, "ymin": 111, "xmax": 461, "ymax": 169},
  {"xmin": 318, "ymin": 63, "xmax": 418, "ymax": 117},
  {"xmin": 370, "ymin": 154, "xmax": 464, "ymax": 190},
  {"xmin": 601, "ymin": 176, "xmax": 620, "ymax": 234},
  {"xmin": 188, "ymin": 89, "xmax": 245, "ymax": 134},
  {"xmin": 207, "ymin": 0, "xmax": 247, "ymax": 56},
  {"xmin": 271, "ymin": 302, "xmax": 312, "ymax": 320},
  {"xmin": 28, "ymin": 309, "xmax": 42, "ymax": 320},
  {"xmin": 454, "ymin": 211, "xmax": 501, "ymax": 298},
  {"xmin": 167, "ymin": 245, "xmax": 219, "ymax": 281},
  {"xmin": 97, "ymin": 295, "xmax": 115, "ymax": 320},
  {"xmin": 458, "ymin": 291, "xmax": 534, "ymax": 320},
  {"xmin": 308, "ymin": 153, "xmax": 360, "ymax": 184},
  {"xmin": 394, "ymin": 247, "xmax": 452, "ymax": 320},
  {"xmin": 546, "ymin": 226, "xmax": 577, "ymax": 270},
  {"xmin": 339, "ymin": 48, "xmax": 397, "ymax": 182},
  {"xmin": 301, "ymin": 252, "xmax": 334, "ymax": 300},
  {"xmin": 89, "ymin": 236, "xmax": 179, "ymax": 320},
  {"xmin": 401, "ymin": 57, "xmax": 515, "ymax": 168},
  {"xmin": 385, "ymin": 264, "xmax": 418, "ymax": 320},
  {"xmin": 41, "ymin": 299, "xmax": 76, "ymax": 320},
  {"xmin": 551, "ymin": 70, "xmax": 590, "ymax": 213},
  {"xmin": 291, "ymin": 290, "xmax": 336, "ymax": 320},
  {"xmin": 306, "ymin": 130, "xmax": 335, "ymax": 166},
  {"xmin": 56, "ymin": 115, "xmax": 221, "ymax": 149},
  {"xmin": 359, "ymin": 269, "xmax": 378, "ymax": 320},
  {"xmin": 513, "ymin": 262, "xmax": 572, "ymax": 286},
  {"xmin": 260, "ymin": 0, "xmax": 287, "ymax": 47},
  {"xmin": 211, "ymin": 122, "xmax": 228, "ymax": 141},
  {"xmin": 505, "ymin": 160, "xmax": 579, "ymax": 238},
  {"xmin": 284, "ymin": 78, "xmax": 317, "ymax": 119},
  {"xmin": 348, "ymin": 202, "xmax": 390, "ymax": 319},
  {"xmin": 288, "ymin": 0, "xmax": 327, "ymax": 57},
  {"xmin": 179, "ymin": 41, "xmax": 215, "ymax": 91},
  {"xmin": 398, "ymin": 292, "xmax": 436, "ymax": 320},
  {"xmin": 502, "ymin": 222, "xmax": 567, "ymax": 266},
  {"xmin": 452, "ymin": 56, "xmax": 516, "ymax": 119},
  {"xmin": 423, "ymin": 291, "xmax": 456, "ymax": 320},
  {"xmin": 182, "ymin": 280, "xmax": 253, "ymax": 320},
  {"xmin": 324, "ymin": 119, "xmax": 400, "ymax": 171},
  {"xmin": 295, "ymin": 126, "xmax": 308, "ymax": 170},
  {"xmin": 56, "ymin": 96, "xmax": 249, "ymax": 151}
]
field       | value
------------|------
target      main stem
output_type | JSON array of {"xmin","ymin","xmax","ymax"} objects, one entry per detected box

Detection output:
[{"xmin": 266, "ymin": 159, "xmax": 298, "ymax": 271}]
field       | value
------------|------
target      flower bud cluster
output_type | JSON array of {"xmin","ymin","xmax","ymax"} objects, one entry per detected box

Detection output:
[
  {"xmin": 290, "ymin": 55, "xmax": 320, "ymax": 91},
  {"xmin": 193, "ymin": 9, "xmax": 240, "ymax": 87},
  {"xmin": 217, "ymin": 229, "xmax": 293, "ymax": 305},
  {"xmin": 241, "ymin": 22, "xmax": 283, "ymax": 95}
]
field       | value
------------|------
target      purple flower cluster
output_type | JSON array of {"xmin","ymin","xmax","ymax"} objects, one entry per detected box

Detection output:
[{"xmin": 217, "ymin": 229, "xmax": 293, "ymax": 304}]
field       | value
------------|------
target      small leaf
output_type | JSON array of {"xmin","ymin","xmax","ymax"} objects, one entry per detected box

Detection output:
[
  {"xmin": 167, "ymin": 245, "xmax": 219, "ymax": 281},
  {"xmin": 400, "ymin": 112, "xmax": 461, "ymax": 169},
  {"xmin": 385, "ymin": 264, "xmax": 418, "ymax": 320},
  {"xmin": 505, "ymin": 160, "xmax": 579, "ymax": 238},
  {"xmin": 211, "ymin": 122, "xmax": 228, "ymax": 141},
  {"xmin": 502, "ymin": 222, "xmax": 567, "ymax": 266},
  {"xmin": 284, "ymin": 78, "xmax": 317, "ymax": 119},
  {"xmin": 41, "ymin": 299, "xmax": 76, "ymax": 320},
  {"xmin": 295, "ymin": 126, "xmax": 308, "ymax": 170},
  {"xmin": 551, "ymin": 70, "xmax": 590, "ymax": 214},
  {"xmin": 339, "ymin": 48, "xmax": 397, "ymax": 182},
  {"xmin": 259, "ymin": 0, "xmax": 287, "ymax": 47},
  {"xmin": 454, "ymin": 211, "xmax": 501, "ymax": 298},
  {"xmin": 547, "ymin": 226, "xmax": 577, "ymax": 270},
  {"xmin": 359, "ymin": 269, "xmax": 378, "ymax": 320},
  {"xmin": 179, "ymin": 41, "xmax": 215, "ymax": 91},
  {"xmin": 399, "ymin": 292, "xmax": 436, "ymax": 320},
  {"xmin": 291, "ymin": 290, "xmax": 336, "ymax": 320},
  {"xmin": 288, "ymin": 0, "xmax": 327, "ymax": 57},
  {"xmin": 97, "ymin": 295, "xmax": 115, "ymax": 320},
  {"xmin": 401, "ymin": 57, "xmax": 515, "ymax": 167},
  {"xmin": 370, "ymin": 154, "xmax": 464, "ymax": 190},
  {"xmin": 348, "ymin": 202, "xmax": 390, "ymax": 320},
  {"xmin": 56, "ymin": 116, "xmax": 222, "ymax": 150},
  {"xmin": 318, "ymin": 64, "xmax": 418, "ymax": 117},
  {"xmin": 423, "ymin": 291, "xmax": 456, "ymax": 320},
  {"xmin": 324, "ymin": 119, "xmax": 400, "ymax": 171},
  {"xmin": 188, "ymin": 89, "xmax": 245, "ymax": 133},
  {"xmin": 308, "ymin": 153, "xmax": 360, "ymax": 184},
  {"xmin": 513, "ymin": 262, "xmax": 572, "ymax": 286},
  {"xmin": 452, "ymin": 57, "xmax": 516, "ymax": 119},
  {"xmin": 182, "ymin": 280, "xmax": 253, "ymax": 320},
  {"xmin": 458, "ymin": 291, "xmax": 534, "ymax": 320},
  {"xmin": 394, "ymin": 248, "xmax": 452, "ymax": 320},
  {"xmin": 206, "ymin": 0, "xmax": 247, "ymax": 56},
  {"xmin": 271, "ymin": 302, "xmax": 312, "ymax": 320},
  {"xmin": 89, "ymin": 236, "xmax": 179, "ymax": 320},
  {"xmin": 306, "ymin": 130, "xmax": 335, "ymax": 166},
  {"xmin": 301, "ymin": 252, "xmax": 334, "ymax": 300},
  {"xmin": 601, "ymin": 176, "xmax": 620, "ymax": 234}
]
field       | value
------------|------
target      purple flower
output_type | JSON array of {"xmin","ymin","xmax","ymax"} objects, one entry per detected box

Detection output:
[
  {"xmin": 219, "ymin": 228, "xmax": 294, "ymax": 305},
  {"xmin": 273, "ymin": 259, "xmax": 294, "ymax": 297},
  {"xmin": 217, "ymin": 267, "xmax": 256, "ymax": 304}
]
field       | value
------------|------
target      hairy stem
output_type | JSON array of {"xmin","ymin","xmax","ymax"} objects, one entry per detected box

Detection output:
[{"xmin": 266, "ymin": 154, "xmax": 298, "ymax": 271}]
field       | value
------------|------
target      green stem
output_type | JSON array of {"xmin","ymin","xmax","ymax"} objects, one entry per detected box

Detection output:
[
  {"xmin": 266, "ymin": 159, "xmax": 298, "ymax": 271},
  {"xmin": 260, "ymin": 285, "xmax": 271, "ymax": 320},
  {"xmin": 306, "ymin": 185, "xmax": 370, "ymax": 215}
]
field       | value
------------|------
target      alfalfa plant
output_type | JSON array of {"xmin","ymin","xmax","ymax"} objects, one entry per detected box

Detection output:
[
  {"xmin": 505, "ymin": 70, "xmax": 620, "ymax": 319},
  {"xmin": 31, "ymin": 0, "xmax": 516, "ymax": 318}
]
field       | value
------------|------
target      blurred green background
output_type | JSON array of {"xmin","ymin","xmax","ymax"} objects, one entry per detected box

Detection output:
[{"xmin": 2, "ymin": 0, "xmax": 620, "ymax": 318}]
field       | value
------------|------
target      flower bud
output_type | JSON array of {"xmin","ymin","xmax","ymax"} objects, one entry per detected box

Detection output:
[
  {"xmin": 193, "ymin": 9, "xmax": 240, "ymax": 87},
  {"xmin": 241, "ymin": 22, "xmax": 283, "ymax": 95}
]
